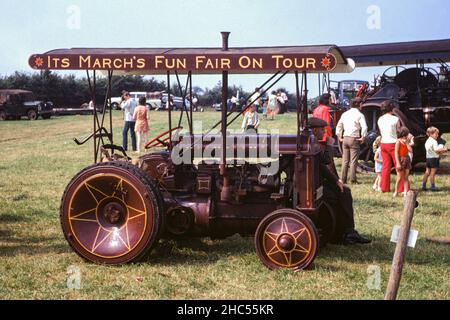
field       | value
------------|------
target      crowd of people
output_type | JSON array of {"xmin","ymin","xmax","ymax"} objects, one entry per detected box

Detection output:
[
  {"xmin": 312, "ymin": 93, "xmax": 448, "ymax": 197},
  {"xmin": 241, "ymin": 88, "xmax": 289, "ymax": 132},
  {"xmin": 116, "ymin": 88, "xmax": 447, "ymax": 246},
  {"xmin": 119, "ymin": 89, "xmax": 448, "ymax": 195}
]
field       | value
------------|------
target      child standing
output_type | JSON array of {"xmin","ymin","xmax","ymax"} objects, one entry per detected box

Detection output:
[
  {"xmin": 241, "ymin": 104, "xmax": 260, "ymax": 133},
  {"xmin": 394, "ymin": 127, "xmax": 412, "ymax": 197},
  {"xmin": 133, "ymin": 96, "xmax": 149, "ymax": 153},
  {"xmin": 372, "ymin": 136, "xmax": 383, "ymax": 192},
  {"xmin": 422, "ymin": 127, "xmax": 448, "ymax": 191}
]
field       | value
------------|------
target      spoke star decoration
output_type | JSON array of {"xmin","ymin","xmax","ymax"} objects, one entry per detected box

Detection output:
[
  {"xmin": 321, "ymin": 56, "xmax": 331, "ymax": 69},
  {"xmin": 69, "ymin": 178, "xmax": 146, "ymax": 256},
  {"xmin": 34, "ymin": 57, "xmax": 44, "ymax": 68},
  {"xmin": 264, "ymin": 218, "xmax": 310, "ymax": 267}
]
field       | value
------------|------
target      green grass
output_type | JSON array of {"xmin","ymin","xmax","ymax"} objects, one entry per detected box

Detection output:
[{"xmin": 0, "ymin": 110, "xmax": 449, "ymax": 300}]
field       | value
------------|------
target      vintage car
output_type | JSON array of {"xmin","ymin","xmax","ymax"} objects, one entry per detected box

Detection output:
[{"xmin": 0, "ymin": 89, "xmax": 53, "ymax": 120}]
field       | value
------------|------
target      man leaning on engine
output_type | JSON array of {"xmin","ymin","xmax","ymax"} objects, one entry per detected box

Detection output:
[{"xmin": 308, "ymin": 117, "xmax": 371, "ymax": 245}]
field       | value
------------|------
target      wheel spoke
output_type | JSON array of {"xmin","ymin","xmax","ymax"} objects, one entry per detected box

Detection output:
[
  {"xmin": 91, "ymin": 227, "xmax": 101, "ymax": 252},
  {"xmin": 281, "ymin": 218, "xmax": 289, "ymax": 233},
  {"xmin": 265, "ymin": 231, "xmax": 279, "ymax": 242},
  {"xmin": 70, "ymin": 208, "xmax": 96, "ymax": 219},
  {"xmin": 293, "ymin": 243, "xmax": 309, "ymax": 254},
  {"xmin": 92, "ymin": 230, "xmax": 112, "ymax": 252},
  {"xmin": 293, "ymin": 228, "xmax": 306, "ymax": 240},
  {"xmin": 267, "ymin": 245, "xmax": 280, "ymax": 255}
]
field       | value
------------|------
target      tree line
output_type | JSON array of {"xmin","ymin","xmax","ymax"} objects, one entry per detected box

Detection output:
[{"xmin": 0, "ymin": 71, "xmax": 296, "ymax": 109}]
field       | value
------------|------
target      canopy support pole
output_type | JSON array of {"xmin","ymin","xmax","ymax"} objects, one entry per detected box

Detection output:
[
  {"xmin": 220, "ymin": 69, "xmax": 230, "ymax": 201},
  {"xmin": 167, "ymin": 71, "xmax": 172, "ymax": 149}
]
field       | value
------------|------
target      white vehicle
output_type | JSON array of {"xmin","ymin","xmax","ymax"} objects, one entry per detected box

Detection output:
[
  {"xmin": 109, "ymin": 96, "xmax": 123, "ymax": 110},
  {"xmin": 109, "ymin": 91, "xmax": 164, "ymax": 110}
]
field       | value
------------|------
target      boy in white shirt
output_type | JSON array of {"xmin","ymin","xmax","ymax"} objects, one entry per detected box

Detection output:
[
  {"xmin": 241, "ymin": 104, "xmax": 260, "ymax": 133},
  {"xmin": 422, "ymin": 127, "xmax": 447, "ymax": 191}
]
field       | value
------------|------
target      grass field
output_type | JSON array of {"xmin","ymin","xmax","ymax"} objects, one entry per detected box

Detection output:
[{"xmin": 0, "ymin": 110, "xmax": 449, "ymax": 300}]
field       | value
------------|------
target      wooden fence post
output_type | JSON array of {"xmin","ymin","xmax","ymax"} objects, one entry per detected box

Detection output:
[{"xmin": 384, "ymin": 191, "xmax": 418, "ymax": 300}]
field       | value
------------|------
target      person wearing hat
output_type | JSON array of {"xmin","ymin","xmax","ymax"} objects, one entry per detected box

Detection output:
[
  {"xmin": 335, "ymin": 97, "xmax": 368, "ymax": 184},
  {"xmin": 309, "ymin": 117, "xmax": 371, "ymax": 245}
]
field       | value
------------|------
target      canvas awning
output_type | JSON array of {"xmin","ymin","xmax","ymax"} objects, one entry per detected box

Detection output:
[
  {"xmin": 28, "ymin": 45, "xmax": 355, "ymax": 74},
  {"xmin": 341, "ymin": 39, "xmax": 450, "ymax": 67}
]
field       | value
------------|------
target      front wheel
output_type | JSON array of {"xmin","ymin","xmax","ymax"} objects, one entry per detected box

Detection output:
[
  {"xmin": 60, "ymin": 161, "xmax": 164, "ymax": 264},
  {"xmin": 255, "ymin": 209, "xmax": 319, "ymax": 270},
  {"xmin": 27, "ymin": 109, "xmax": 38, "ymax": 120}
]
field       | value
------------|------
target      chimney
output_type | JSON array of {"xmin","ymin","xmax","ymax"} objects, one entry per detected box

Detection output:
[{"xmin": 221, "ymin": 32, "xmax": 230, "ymax": 51}]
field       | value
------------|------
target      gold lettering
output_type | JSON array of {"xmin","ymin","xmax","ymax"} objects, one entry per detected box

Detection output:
[
  {"xmin": 239, "ymin": 56, "xmax": 251, "ymax": 69},
  {"xmin": 282, "ymin": 58, "xmax": 293, "ymax": 69},
  {"xmin": 92, "ymin": 58, "xmax": 102, "ymax": 69},
  {"xmin": 137, "ymin": 58, "xmax": 146, "ymax": 69},
  {"xmin": 294, "ymin": 58, "xmax": 304, "ymax": 68},
  {"xmin": 253, "ymin": 58, "xmax": 263, "ymax": 69},
  {"xmin": 272, "ymin": 55, "xmax": 284, "ymax": 69},
  {"xmin": 221, "ymin": 58, "xmax": 231, "ymax": 69},
  {"xmin": 307, "ymin": 58, "xmax": 316, "ymax": 69},
  {"xmin": 79, "ymin": 55, "xmax": 91, "ymax": 68},
  {"xmin": 177, "ymin": 58, "xmax": 186, "ymax": 69},
  {"xmin": 102, "ymin": 58, "xmax": 112, "ymax": 69},
  {"xmin": 113, "ymin": 59, "xmax": 122, "ymax": 69},
  {"xmin": 123, "ymin": 58, "xmax": 133, "ymax": 68},
  {"xmin": 61, "ymin": 58, "xmax": 70, "ymax": 68},
  {"xmin": 165, "ymin": 58, "xmax": 175, "ymax": 69},
  {"xmin": 205, "ymin": 58, "xmax": 214, "ymax": 69},
  {"xmin": 155, "ymin": 56, "xmax": 165, "ymax": 68},
  {"xmin": 195, "ymin": 56, "xmax": 206, "ymax": 69}
]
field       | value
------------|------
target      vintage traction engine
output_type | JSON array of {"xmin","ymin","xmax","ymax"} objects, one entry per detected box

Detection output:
[{"xmin": 29, "ymin": 33, "xmax": 355, "ymax": 270}]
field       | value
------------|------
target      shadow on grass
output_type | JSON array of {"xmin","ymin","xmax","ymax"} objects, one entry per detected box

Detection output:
[
  {"xmin": 0, "ymin": 213, "xmax": 31, "ymax": 222},
  {"xmin": 139, "ymin": 234, "xmax": 449, "ymax": 269},
  {"xmin": 0, "ymin": 233, "xmax": 69, "ymax": 257},
  {"xmin": 141, "ymin": 235, "xmax": 254, "ymax": 267},
  {"xmin": 319, "ymin": 234, "xmax": 450, "ymax": 267}
]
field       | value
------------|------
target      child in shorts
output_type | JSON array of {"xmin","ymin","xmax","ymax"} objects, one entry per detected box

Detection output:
[
  {"xmin": 422, "ymin": 127, "xmax": 448, "ymax": 191},
  {"xmin": 372, "ymin": 136, "xmax": 382, "ymax": 192}
]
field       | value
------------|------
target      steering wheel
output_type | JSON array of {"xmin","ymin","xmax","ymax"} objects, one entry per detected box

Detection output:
[
  {"xmin": 382, "ymin": 66, "xmax": 406, "ymax": 79},
  {"xmin": 145, "ymin": 126, "xmax": 183, "ymax": 149}
]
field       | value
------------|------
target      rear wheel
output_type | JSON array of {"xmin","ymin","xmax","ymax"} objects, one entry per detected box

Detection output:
[
  {"xmin": 60, "ymin": 161, "xmax": 164, "ymax": 264},
  {"xmin": 255, "ymin": 209, "xmax": 319, "ymax": 270},
  {"xmin": 27, "ymin": 109, "xmax": 38, "ymax": 120}
]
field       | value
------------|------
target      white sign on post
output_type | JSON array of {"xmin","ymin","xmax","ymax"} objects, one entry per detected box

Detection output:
[{"xmin": 390, "ymin": 225, "xmax": 419, "ymax": 248}]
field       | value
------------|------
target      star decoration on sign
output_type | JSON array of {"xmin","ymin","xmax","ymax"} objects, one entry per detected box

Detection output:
[
  {"xmin": 34, "ymin": 57, "xmax": 44, "ymax": 67},
  {"xmin": 321, "ymin": 56, "xmax": 331, "ymax": 68}
]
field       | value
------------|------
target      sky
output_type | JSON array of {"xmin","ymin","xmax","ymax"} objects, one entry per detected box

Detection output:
[{"xmin": 1, "ymin": 0, "xmax": 449, "ymax": 97}]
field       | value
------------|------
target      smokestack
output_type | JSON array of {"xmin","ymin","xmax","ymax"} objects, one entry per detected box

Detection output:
[{"xmin": 221, "ymin": 32, "xmax": 230, "ymax": 51}]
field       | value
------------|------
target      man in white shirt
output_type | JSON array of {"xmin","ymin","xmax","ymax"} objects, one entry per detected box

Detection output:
[
  {"xmin": 336, "ymin": 98, "xmax": 368, "ymax": 184},
  {"xmin": 121, "ymin": 92, "xmax": 137, "ymax": 152}
]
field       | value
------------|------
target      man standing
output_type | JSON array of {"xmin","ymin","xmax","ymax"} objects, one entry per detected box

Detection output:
[
  {"xmin": 336, "ymin": 97, "xmax": 368, "ymax": 184},
  {"xmin": 309, "ymin": 117, "xmax": 371, "ymax": 245},
  {"xmin": 121, "ymin": 91, "xmax": 137, "ymax": 152}
]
